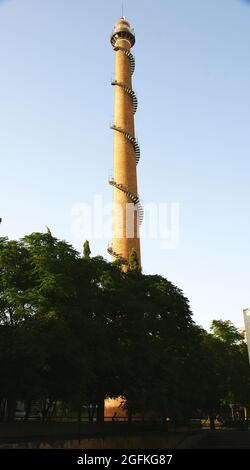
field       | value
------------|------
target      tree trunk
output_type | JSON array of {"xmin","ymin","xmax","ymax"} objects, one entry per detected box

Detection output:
[
  {"xmin": 24, "ymin": 400, "xmax": 32, "ymax": 421},
  {"xmin": 128, "ymin": 408, "xmax": 132, "ymax": 424},
  {"xmin": 6, "ymin": 397, "xmax": 16, "ymax": 421},
  {"xmin": 88, "ymin": 404, "xmax": 96, "ymax": 423},
  {"xmin": 77, "ymin": 406, "xmax": 82, "ymax": 425},
  {"xmin": 209, "ymin": 412, "xmax": 215, "ymax": 430},
  {"xmin": 0, "ymin": 399, "xmax": 7, "ymax": 422},
  {"xmin": 96, "ymin": 395, "xmax": 105, "ymax": 424}
]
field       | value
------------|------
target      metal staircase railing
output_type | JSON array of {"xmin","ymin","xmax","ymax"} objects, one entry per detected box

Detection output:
[
  {"xmin": 111, "ymin": 80, "xmax": 138, "ymax": 114},
  {"xmin": 109, "ymin": 178, "xmax": 144, "ymax": 226},
  {"xmin": 113, "ymin": 46, "xmax": 135, "ymax": 75},
  {"xmin": 110, "ymin": 124, "xmax": 140, "ymax": 165},
  {"xmin": 109, "ymin": 43, "xmax": 142, "ymax": 265}
]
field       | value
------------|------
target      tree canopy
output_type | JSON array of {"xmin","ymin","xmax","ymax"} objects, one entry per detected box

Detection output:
[{"xmin": 0, "ymin": 233, "xmax": 249, "ymax": 425}]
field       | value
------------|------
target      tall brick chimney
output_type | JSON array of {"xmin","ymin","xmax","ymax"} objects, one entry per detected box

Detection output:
[{"xmin": 108, "ymin": 17, "xmax": 142, "ymax": 269}]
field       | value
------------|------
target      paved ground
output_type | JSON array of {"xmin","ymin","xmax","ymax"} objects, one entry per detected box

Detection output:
[{"xmin": 196, "ymin": 430, "xmax": 250, "ymax": 448}]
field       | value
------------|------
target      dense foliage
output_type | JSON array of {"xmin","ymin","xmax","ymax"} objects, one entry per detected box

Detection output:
[{"xmin": 0, "ymin": 232, "xmax": 249, "ymax": 425}]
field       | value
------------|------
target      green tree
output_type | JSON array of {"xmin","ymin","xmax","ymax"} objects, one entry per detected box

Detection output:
[
  {"xmin": 193, "ymin": 320, "xmax": 250, "ymax": 429},
  {"xmin": 83, "ymin": 240, "xmax": 91, "ymax": 259},
  {"xmin": 103, "ymin": 271, "xmax": 195, "ymax": 421},
  {"xmin": 129, "ymin": 248, "xmax": 140, "ymax": 271},
  {"xmin": 211, "ymin": 320, "xmax": 244, "ymax": 346},
  {"xmin": 3, "ymin": 231, "xmax": 248, "ymax": 429},
  {"xmin": 0, "ymin": 233, "xmax": 90, "ymax": 421}
]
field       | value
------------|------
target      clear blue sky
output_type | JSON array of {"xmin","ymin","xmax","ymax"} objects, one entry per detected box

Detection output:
[{"xmin": 1, "ymin": 0, "xmax": 250, "ymax": 330}]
